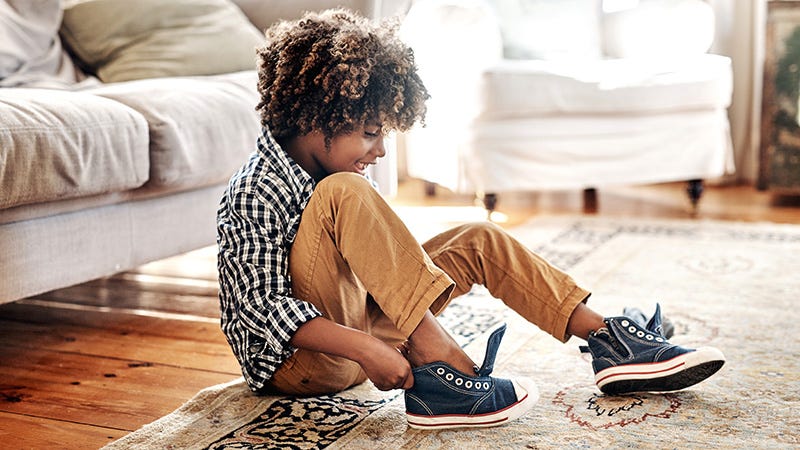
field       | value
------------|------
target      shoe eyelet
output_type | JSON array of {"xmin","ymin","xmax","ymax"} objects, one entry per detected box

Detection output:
[
  {"xmin": 455, "ymin": 378, "xmax": 463, "ymax": 386},
  {"xmin": 636, "ymin": 331, "xmax": 645, "ymax": 337},
  {"xmin": 621, "ymin": 320, "xmax": 630, "ymax": 327},
  {"xmin": 656, "ymin": 337, "xmax": 664, "ymax": 342},
  {"xmin": 483, "ymin": 382, "xmax": 490, "ymax": 389},
  {"xmin": 646, "ymin": 335, "xmax": 654, "ymax": 340},
  {"xmin": 445, "ymin": 373, "xmax": 454, "ymax": 381},
  {"xmin": 436, "ymin": 368, "xmax": 446, "ymax": 375},
  {"xmin": 628, "ymin": 326, "xmax": 637, "ymax": 333},
  {"xmin": 465, "ymin": 381, "xmax": 473, "ymax": 389}
]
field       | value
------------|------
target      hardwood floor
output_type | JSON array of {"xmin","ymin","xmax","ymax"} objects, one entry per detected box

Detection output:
[
  {"xmin": 1, "ymin": 179, "xmax": 798, "ymax": 448},
  {"xmin": 0, "ymin": 250, "xmax": 238, "ymax": 449}
]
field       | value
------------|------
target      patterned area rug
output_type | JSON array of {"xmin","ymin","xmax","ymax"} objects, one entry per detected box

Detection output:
[{"xmin": 104, "ymin": 216, "xmax": 800, "ymax": 449}]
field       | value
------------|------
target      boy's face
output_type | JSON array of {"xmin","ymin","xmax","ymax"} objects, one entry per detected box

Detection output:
[{"xmin": 303, "ymin": 122, "xmax": 386, "ymax": 181}]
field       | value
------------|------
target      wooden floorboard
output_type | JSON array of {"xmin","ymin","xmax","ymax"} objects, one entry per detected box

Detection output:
[
  {"xmin": 0, "ymin": 317, "xmax": 237, "ymax": 372},
  {"xmin": 0, "ymin": 301, "xmax": 222, "ymax": 341},
  {"xmin": 32, "ymin": 288, "xmax": 221, "ymax": 318},
  {"xmin": 0, "ymin": 412, "xmax": 127, "ymax": 450},
  {"xmin": 0, "ymin": 347, "xmax": 236, "ymax": 429},
  {"xmin": 0, "ymin": 245, "xmax": 236, "ymax": 448},
  {"xmin": 0, "ymin": 179, "xmax": 798, "ymax": 448}
]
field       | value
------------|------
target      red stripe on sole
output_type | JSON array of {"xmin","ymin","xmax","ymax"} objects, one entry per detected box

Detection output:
[{"xmin": 597, "ymin": 361, "xmax": 686, "ymax": 385}]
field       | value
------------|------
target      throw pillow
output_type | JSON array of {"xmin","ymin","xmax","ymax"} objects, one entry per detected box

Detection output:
[
  {"xmin": 231, "ymin": 0, "xmax": 374, "ymax": 33},
  {"xmin": 0, "ymin": 0, "xmax": 84, "ymax": 87},
  {"xmin": 59, "ymin": 0, "xmax": 265, "ymax": 82},
  {"xmin": 602, "ymin": 0, "xmax": 715, "ymax": 59},
  {"xmin": 488, "ymin": 0, "xmax": 603, "ymax": 61}
]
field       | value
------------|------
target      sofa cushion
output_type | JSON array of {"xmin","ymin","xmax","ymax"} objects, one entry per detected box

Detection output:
[
  {"xmin": 59, "ymin": 0, "xmax": 264, "ymax": 82},
  {"xmin": 86, "ymin": 71, "xmax": 260, "ymax": 190},
  {"xmin": 0, "ymin": 0, "xmax": 85, "ymax": 88},
  {"xmin": 477, "ymin": 54, "xmax": 733, "ymax": 118},
  {"xmin": 0, "ymin": 88, "xmax": 149, "ymax": 209}
]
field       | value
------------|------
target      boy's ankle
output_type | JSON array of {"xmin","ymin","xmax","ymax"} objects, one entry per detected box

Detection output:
[{"xmin": 403, "ymin": 339, "xmax": 477, "ymax": 374}]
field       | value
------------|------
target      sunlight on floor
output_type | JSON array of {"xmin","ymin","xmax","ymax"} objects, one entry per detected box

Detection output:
[{"xmin": 391, "ymin": 204, "xmax": 506, "ymax": 241}]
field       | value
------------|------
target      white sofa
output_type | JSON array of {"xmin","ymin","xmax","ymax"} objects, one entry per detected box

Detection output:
[
  {"xmin": 401, "ymin": 0, "xmax": 735, "ymax": 211},
  {"xmin": 0, "ymin": 0, "xmax": 390, "ymax": 304}
]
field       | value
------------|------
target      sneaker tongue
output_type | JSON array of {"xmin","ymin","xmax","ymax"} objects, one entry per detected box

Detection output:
[
  {"xmin": 645, "ymin": 303, "xmax": 664, "ymax": 335},
  {"xmin": 476, "ymin": 324, "xmax": 506, "ymax": 377}
]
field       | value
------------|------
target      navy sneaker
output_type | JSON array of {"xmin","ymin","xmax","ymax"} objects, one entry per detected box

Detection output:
[
  {"xmin": 405, "ymin": 324, "xmax": 538, "ymax": 430},
  {"xmin": 586, "ymin": 304, "xmax": 725, "ymax": 395}
]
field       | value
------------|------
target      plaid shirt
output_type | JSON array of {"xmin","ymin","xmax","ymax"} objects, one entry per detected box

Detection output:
[{"xmin": 217, "ymin": 128, "xmax": 322, "ymax": 391}]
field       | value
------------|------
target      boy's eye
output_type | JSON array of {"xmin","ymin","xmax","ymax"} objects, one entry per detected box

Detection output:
[{"xmin": 364, "ymin": 123, "xmax": 383, "ymax": 137}]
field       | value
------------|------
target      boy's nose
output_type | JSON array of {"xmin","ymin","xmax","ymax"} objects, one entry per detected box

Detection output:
[{"xmin": 372, "ymin": 138, "xmax": 386, "ymax": 158}]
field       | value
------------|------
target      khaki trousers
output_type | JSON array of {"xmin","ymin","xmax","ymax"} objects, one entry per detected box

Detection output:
[{"xmin": 267, "ymin": 173, "xmax": 589, "ymax": 396}]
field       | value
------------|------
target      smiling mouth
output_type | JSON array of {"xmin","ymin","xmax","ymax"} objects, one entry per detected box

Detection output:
[{"xmin": 355, "ymin": 161, "xmax": 375, "ymax": 173}]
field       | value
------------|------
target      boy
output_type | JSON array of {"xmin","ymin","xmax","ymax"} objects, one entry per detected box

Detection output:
[{"xmin": 217, "ymin": 9, "xmax": 725, "ymax": 430}]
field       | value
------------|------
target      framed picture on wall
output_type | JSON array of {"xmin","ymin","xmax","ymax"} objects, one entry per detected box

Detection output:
[{"xmin": 759, "ymin": 0, "xmax": 800, "ymax": 192}]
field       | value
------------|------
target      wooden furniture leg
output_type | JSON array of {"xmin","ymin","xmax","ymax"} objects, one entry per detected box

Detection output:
[
  {"xmin": 687, "ymin": 179, "xmax": 704, "ymax": 211},
  {"xmin": 424, "ymin": 181, "xmax": 437, "ymax": 197},
  {"xmin": 583, "ymin": 188, "xmax": 598, "ymax": 213},
  {"xmin": 483, "ymin": 193, "xmax": 498, "ymax": 219}
]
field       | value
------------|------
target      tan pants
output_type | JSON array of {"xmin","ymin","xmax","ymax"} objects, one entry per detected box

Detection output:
[{"xmin": 267, "ymin": 173, "xmax": 590, "ymax": 396}]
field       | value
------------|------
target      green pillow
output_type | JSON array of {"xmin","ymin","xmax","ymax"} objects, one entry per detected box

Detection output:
[{"xmin": 60, "ymin": 0, "xmax": 264, "ymax": 82}]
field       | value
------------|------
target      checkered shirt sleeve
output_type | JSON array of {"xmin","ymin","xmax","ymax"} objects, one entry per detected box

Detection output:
[{"xmin": 217, "ymin": 129, "xmax": 322, "ymax": 390}]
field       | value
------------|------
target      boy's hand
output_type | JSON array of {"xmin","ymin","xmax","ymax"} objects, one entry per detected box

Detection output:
[
  {"xmin": 290, "ymin": 317, "xmax": 414, "ymax": 391},
  {"xmin": 357, "ymin": 338, "xmax": 414, "ymax": 391}
]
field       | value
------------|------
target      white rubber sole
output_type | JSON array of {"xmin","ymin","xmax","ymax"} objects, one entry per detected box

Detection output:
[
  {"xmin": 406, "ymin": 377, "xmax": 539, "ymax": 430},
  {"xmin": 596, "ymin": 346, "xmax": 726, "ymax": 394}
]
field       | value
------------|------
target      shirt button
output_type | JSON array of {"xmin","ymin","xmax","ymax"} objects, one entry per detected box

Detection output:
[{"xmin": 248, "ymin": 345, "xmax": 260, "ymax": 354}]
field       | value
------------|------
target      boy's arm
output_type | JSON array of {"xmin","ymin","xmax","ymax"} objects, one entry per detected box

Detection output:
[
  {"xmin": 219, "ymin": 188, "xmax": 323, "ymax": 365},
  {"xmin": 221, "ymin": 183, "xmax": 412, "ymax": 390},
  {"xmin": 290, "ymin": 316, "xmax": 414, "ymax": 391}
]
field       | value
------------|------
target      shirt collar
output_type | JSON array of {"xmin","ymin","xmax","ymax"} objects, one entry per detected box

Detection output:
[{"xmin": 257, "ymin": 127, "xmax": 316, "ymax": 195}]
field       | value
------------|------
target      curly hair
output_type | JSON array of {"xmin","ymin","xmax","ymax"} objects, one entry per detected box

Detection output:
[{"xmin": 255, "ymin": 8, "xmax": 429, "ymax": 147}]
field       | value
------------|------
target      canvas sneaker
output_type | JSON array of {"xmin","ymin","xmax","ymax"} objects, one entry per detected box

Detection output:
[
  {"xmin": 585, "ymin": 304, "xmax": 725, "ymax": 395},
  {"xmin": 404, "ymin": 324, "xmax": 538, "ymax": 430}
]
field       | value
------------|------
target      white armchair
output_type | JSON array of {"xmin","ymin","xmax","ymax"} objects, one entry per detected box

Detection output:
[{"xmin": 400, "ymin": 0, "xmax": 734, "ymax": 212}]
